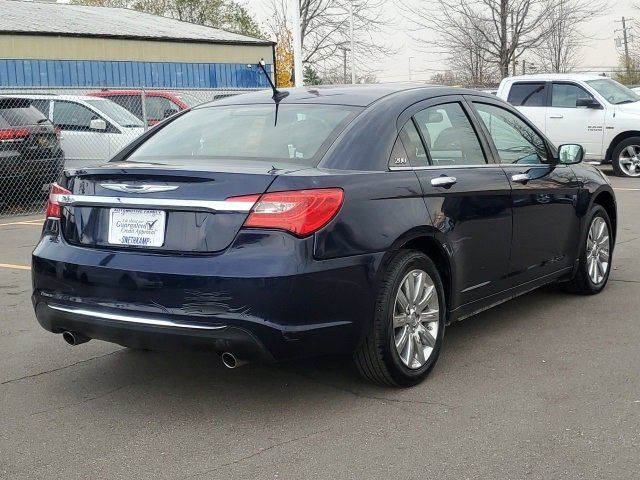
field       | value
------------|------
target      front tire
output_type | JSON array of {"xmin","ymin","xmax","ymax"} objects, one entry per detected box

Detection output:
[
  {"xmin": 354, "ymin": 250, "xmax": 446, "ymax": 387},
  {"xmin": 564, "ymin": 205, "xmax": 613, "ymax": 295},
  {"xmin": 612, "ymin": 137, "xmax": 640, "ymax": 177}
]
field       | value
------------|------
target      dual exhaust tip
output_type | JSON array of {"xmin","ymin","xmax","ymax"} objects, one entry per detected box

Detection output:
[{"xmin": 62, "ymin": 331, "xmax": 247, "ymax": 369}]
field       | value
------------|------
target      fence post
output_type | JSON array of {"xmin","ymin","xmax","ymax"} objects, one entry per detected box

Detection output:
[{"xmin": 141, "ymin": 87, "xmax": 148, "ymax": 131}]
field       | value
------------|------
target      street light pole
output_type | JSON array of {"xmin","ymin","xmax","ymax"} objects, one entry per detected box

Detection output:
[
  {"xmin": 291, "ymin": 0, "xmax": 303, "ymax": 87},
  {"xmin": 408, "ymin": 56, "xmax": 415, "ymax": 81},
  {"xmin": 349, "ymin": 1, "xmax": 355, "ymax": 84}
]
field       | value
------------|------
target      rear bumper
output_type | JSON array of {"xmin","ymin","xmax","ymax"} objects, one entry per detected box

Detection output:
[{"xmin": 32, "ymin": 223, "xmax": 384, "ymax": 361}]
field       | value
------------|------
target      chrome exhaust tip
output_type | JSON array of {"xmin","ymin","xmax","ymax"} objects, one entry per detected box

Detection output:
[
  {"xmin": 221, "ymin": 352, "xmax": 247, "ymax": 369},
  {"xmin": 62, "ymin": 331, "xmax": 90, "ymax": 346}
]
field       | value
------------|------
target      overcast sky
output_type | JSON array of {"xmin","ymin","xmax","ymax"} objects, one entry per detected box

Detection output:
[{"xmin": 249, "ymin": 0, "xmax": 638, "ymax": 82}]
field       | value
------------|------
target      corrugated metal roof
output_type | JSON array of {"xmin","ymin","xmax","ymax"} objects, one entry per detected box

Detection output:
[{"xmin": 0, "ymin": 0, "xmax": 273, "ymax": 45}]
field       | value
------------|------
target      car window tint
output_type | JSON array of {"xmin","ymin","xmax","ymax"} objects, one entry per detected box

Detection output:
[
  {"xmin": 474, "ymin": 103, "xmax": 548, "ymax": 164},
  {"xmin": 507, "ymin": 82, "xmax": 546, "ymax": 107},
  {"xmin": 53, "ymin": 101, "xmax": 98, "ymax": 131},
  {"xmin": 552, "ymin": 83, "xmax": 594, "ymax": 108},
  {"xmin": 0, "ymin": 107, "xmax": 45, "ymax": 126},
  {"xmin": 30, "ymin": 99, "xmax": 50, "ymax": 117},
  {"xmin": 414, "ymin": 103, "xmax": 486, "ymax": 166},
  {"xmin": 108, "ymin": 95, "xmax": 143, "ymax": 118},
  {"xmin": 398, "ymin": 121, "xmax": 429, "ymax": 167},
  {"xmin": 127, "ymin": 104, "xmax": 359, "ymax": 166}
]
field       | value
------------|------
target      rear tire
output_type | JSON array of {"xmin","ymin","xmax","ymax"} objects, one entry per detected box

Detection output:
[
  {"xmin": 563, "ymin": 205, "xmax": 613, "ymax": 295},
  {"xmin": 354, "ymin": 250, "xmax": 446, "ymax": 387},
  {"xmin": 611, "ymin": 137, "xmax": 640, "ymax": 177}
]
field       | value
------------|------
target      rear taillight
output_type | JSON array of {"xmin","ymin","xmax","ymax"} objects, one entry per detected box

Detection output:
[
  {"xmin": 0, "ymin": 128, "xmax": 29, "ymax": 141},
  {"xmin": 228, "ymin": 188, "xmax": 344, "ymax": 237},
  {"xmin": 45, "ymin": 183, "xmax": 72, "ymax": 219}
]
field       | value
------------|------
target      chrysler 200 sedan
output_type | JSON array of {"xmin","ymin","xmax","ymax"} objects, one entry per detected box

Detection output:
[{"xmin": 32, "ymin": 85, "xmax": 616, "ymax": 387}]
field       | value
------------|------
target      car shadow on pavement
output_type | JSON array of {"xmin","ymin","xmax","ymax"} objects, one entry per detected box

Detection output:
[{"xmin": 24, "ymin": 285, "xmax": 581, "ymax": 423}]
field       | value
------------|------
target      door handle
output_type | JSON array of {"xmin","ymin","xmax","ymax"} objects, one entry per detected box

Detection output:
[
  {"xmin": 511, "ymin": 173, "xmax": 531, "ymax": 183},
  {"xmin": 430, "ymin": 176, "xmax": 457, "ymax": 188},
  {"xmin": 549, "ymin": 115, "xmax": 564, "ymax": 119}
]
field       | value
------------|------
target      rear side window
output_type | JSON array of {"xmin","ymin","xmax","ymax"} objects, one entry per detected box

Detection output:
[
  {"xmin": 552, "ymin": 83, "xmax": 594, "ymax": 108},
  {"xmin": 507, "ymin": 82, "xmax": 547, "ymax": 107},
  {"xmin": 414, "ymin": 103, "xmax": 486, "ymax": 166},
  {"xmin": 399, "ymin": 121, "xmax": 429, "ymax": 167},
  {"xmin": 0, "ymin": 104, "xmax": 46, "ymax": 126},
  {"xmin": 107, "ymin": 95, "xmax": 143, "ymax": 118},
  {"xmin": 126, "ymin": 104, "xmax": 359, "ymax": 166}
]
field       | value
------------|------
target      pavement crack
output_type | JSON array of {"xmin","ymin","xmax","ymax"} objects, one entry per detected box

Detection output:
[
  {"xmin": 29, "ymin": 382, "xmax": 135, "ymax": 417},
  {"xmin": 180, "ymin": 428, "xmax": 330, "ymax": 478},
  {"xmin": 1, "ymin": 349, "xmax": 124, "ymax": 386},
  {"xmin": 616, "ymin": 236, "xmax": 640, "ymax": 245},
  {"xmin": 610, "ymin": 278, "xmax": 640, "ymax": 284}
]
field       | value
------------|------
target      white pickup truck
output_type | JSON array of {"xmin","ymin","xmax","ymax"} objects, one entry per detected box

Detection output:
[{"xmin": 497, "ymin": 74, "xmax": 640, "ymax": 177}]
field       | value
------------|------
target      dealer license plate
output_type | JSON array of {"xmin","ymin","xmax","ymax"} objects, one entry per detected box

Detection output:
[{"xmin": 108, "ymin": 208, "xmax": 166, "ymax": 247}]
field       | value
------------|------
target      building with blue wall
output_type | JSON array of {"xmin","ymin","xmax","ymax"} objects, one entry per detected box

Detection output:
[{"xmin": 0, "ymin": 0, "xmax": 275, "ymax": 89}]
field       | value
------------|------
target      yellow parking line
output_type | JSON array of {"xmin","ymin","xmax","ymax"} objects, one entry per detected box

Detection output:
[
  {"xmin": 0, "ymin": 219, "xmax": 44, "ymax": 227},
  {"xmin": 0, "ymin": 263, "xmax": 31, "ymax": 271}
]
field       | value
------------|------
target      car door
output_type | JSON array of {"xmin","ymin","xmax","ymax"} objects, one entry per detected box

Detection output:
[
  {"xmin": 468, "ymin": 97, "xmax": 581, "ymax": 286},
  {"xmin": 505, "ymin": 81, "xmax": 549, "ymax": 134},
  {"xmin": 396, "ymin": 96, "xmax": 513, "ymax": 309},
  {"xmin": 546, "ymin": 82, "xmax": 606, "ymax": 161},
  {"xmin": 52, "ymin": 100, "xmax": 110, "ymax": 168}
]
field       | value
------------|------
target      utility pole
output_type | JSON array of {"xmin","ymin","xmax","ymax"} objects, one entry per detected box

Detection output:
[
  {"xmin": 615, "ymin": 16, "xmax": 634, "ymax": 77},
  {"xmin": 623, "ymin": 16, "xmax": 631, "ymax": 76},
  {"xmin": 511, "ymin": 10, "xmax": 516, "ymax": 77},
  {"xmin": 408, "ymin": 56, "xmax": 414, "ymax": 81},
  {"xmin": 522, "ymin": 59, "xmax": 526, "ymax": 75},
  {"xmin": 291, "ymin": 0, "xmax": 303, "ymax": 87},
  {"xmin": 338, "ymin": 46, "xmax": 349, "ymax": 84},
  {"xmin": 349, "ymin": 1, "xmax": 356, "ymax": 84}
]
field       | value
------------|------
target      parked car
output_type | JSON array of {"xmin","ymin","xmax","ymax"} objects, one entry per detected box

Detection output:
[
  {"xmin": 497, "ymin": 74, "xmax": 640, "ymax": 177},
  {"xmin": 0, "ymin": 97, "xmax": 63, "ymax": 205},
  {"xmin": 88, "ymin": 90, "xmax": 200, "ymax": 126},
  {"xmin": 13, "ymin": 94, "xmax": 144, "ymax": 168},
  {"xmin": 33, "ymin": 85, "xmax": 616, "ymax": 387}
]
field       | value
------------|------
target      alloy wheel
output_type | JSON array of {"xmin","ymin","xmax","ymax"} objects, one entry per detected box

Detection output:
[
  {"xmin": 586, "ymin": 216, "xmax": 610, "ymax": 285},
  {"xmin": 393, "ymin": 269, "xmax": 439, "ymax": 369},
  {"xmin": 618, "ymin": 145, "xmax": 640, "ymax": 177}
]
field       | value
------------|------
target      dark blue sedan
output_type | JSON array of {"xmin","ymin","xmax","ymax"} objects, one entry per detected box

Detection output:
[{"xmin": 32, "ymin": 85, "xmax": 616, "ymax": 387}]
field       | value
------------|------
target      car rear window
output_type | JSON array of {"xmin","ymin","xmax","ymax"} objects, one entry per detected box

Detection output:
[
  {"xmin": 507, "ymin": 82, "xmax": 547, "ymax": 107},
  {"xmin": 125, "ymin": 104, "xmax": 360, "ymax": 166},
  {"xmin": 0, "ymin": 99, "xmax": 47, "ymax": 126}
]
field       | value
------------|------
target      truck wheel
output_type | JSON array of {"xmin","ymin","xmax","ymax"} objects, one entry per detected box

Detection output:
[{"xmin": 612, "ymin": 137, "xmax": 640, "ymax": 177}]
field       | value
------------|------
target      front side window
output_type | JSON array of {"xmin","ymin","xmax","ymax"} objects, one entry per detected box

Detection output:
[
  {"xmin": 126, "ymin": 104, "xmax": 359, "ymax": 166},
  {"xmin": 145, "ymin": 96, "xmax": 179, "ymax": 120},
  {"xmin": 414, "ymin": 103, "xmax": 486, "ymax": 166},
  {"xmin": 52, "ymin": 101, "xmax": 100, "ymax": 131},
  {"xmin": 552, "ymin": 83, "xmax": 594, "ymax": 108},
  {"xmin": 474, "ymin": 103, "xmax": 548, "ymax": 164},
  {"xmin": 507, "ymin": 82, "xmax": 547, "ymax": 107},
  {"xmin": 85, "ymin": 99, "xmax": 144, "ymax": 128}
]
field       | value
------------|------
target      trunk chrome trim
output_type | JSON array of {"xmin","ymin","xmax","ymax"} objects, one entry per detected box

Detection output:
[
  {"xmin": 100, "ymin": 183, "xmax": 180, "ymax": 194},
  {"xmin": 48, "ymin": 304, "xmax": 227, "ymax": 331},
  {"xmin": 52, "ymin": 194, "xmax": 255, "ymax": 213}
]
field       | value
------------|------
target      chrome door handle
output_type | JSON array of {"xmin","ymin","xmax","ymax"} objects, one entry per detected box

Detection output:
[
  {"xmin": 511, "ymin": 173, "xmax": 531, "ymax": 183},
  {"xmin": 549, "ymin": 115, "xmax": 564, "ymax": 119},
  {"xmin": 430, "ymin": 176, "xmax": 457, "ymax": 187}
]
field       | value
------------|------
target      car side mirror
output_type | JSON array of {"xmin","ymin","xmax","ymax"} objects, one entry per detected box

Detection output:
[
  {"xmin": 89, "ymin": 118, "xmax": 107, "ymax": 131},
  {"xmin": 557, "ymin": 144, "xmax": 584, "ymax": 165},
  {"xmin": 576, "ymin": 97, "xmax": 602, "ymax": 109}
]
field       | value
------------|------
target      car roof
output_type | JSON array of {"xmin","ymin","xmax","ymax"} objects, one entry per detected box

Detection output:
[
  {"xmin": 1, "ymin": 94, "xmax": 111, "ymax": 102},
  {"xmin": 89, "ymin": 90, "xmax": 177, "ymax": 97},
  {"xmin": 503, "ymin": 73, "xmax": 608, "ymax": 82},
  {"xmin": 199, "ymin": 84, "xmax": 496, "ymax": 108}
]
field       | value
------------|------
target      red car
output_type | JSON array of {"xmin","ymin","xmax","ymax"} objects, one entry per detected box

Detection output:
[{"xmin": 88, "ymin": 90, "xmax": 200, "ymax": 126}]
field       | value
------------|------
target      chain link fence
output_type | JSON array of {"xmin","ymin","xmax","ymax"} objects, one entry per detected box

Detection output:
[{"xmin": 0, "ymin": 86, "xmax": 261, "ymax": 217}]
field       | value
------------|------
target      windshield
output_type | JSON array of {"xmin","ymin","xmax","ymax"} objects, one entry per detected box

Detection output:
[
  {"xmin": 85, "ymin": 99, "xmax": 145, "ymax": 128},
  {"xmin": 585, "ymin": 78, "xmax": 640, "ymax": 104},
  {"xmin": 124, "ymin": 104, "xmax": 359, "ymax": 166}
]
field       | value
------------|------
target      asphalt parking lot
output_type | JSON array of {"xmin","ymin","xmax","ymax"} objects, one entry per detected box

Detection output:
[{"xmin": 1, "ymin": 166, "xmax": 639, "ymax": 480}]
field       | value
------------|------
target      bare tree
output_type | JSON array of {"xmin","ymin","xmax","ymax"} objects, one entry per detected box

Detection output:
[
  {"xmin": 402, "ymin": 0, "xmax": 564, "ymax": 79},
  {"xmin": 532, "ymin": 0, "xmax": 606, "ymax": 73},
  {"xmin": 265, "ymin": 0, "xmax": 394, "ymax": 79}
]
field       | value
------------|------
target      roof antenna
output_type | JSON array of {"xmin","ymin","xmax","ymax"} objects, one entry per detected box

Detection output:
[{"xmin": 257, "ymin": 59, "xmax": 288, "ymax": 102}]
